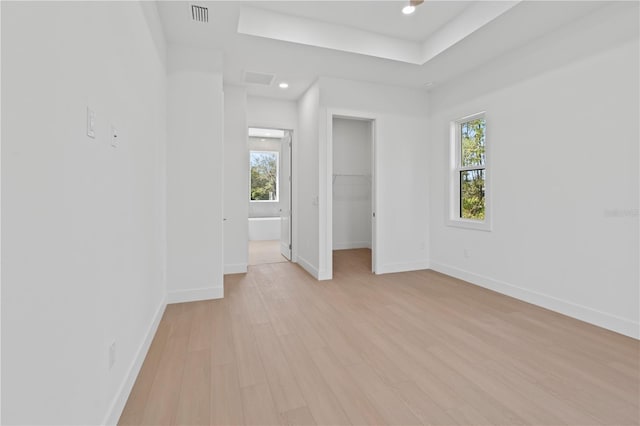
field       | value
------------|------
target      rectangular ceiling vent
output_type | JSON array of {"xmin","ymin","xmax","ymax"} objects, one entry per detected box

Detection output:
[
  {"xmin": 190, "ymin": 4, "xmax": 209, "ymax": 23},
  {"xmin": 243, "ymin": 71, "xmax": 275, "ymax": 86}
]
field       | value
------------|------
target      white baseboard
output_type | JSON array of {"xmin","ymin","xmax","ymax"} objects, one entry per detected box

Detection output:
[
  {"xmin": 333, "ymin": 241, "xmax": 371, "ymax": 250},
  {"xmin": 103, "ymin": 295, "xmax": 167, "ymax": 426},
  {"xmin": 297, "ymin": 256, "xmax": 319, "ymax": 279},
  {"xmin": 429, "ymin": 260, "xmax": 639, "ymax": 339},
  {"xmin": 224, "ymin": 263, "xmax": 247, "ymax": 275},
  {"xmin": 318, "ymin": 269, "xmax": 332, "ymax": 281},
  {"xmin": 167, "ymin": 286, "xmax": 224, "ymax": 304},
  {"xmin": 376, "ymin": 260, "xmax": 430, "ymax": 275}
]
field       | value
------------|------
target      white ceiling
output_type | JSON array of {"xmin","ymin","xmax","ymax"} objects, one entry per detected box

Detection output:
[
  {"xmin": 156, "ymin": 1, "xmax": 613, "ymax": 101},
  {"xmin": 246, "ymin": 1, "xmax": 473, "ymax": 43}
]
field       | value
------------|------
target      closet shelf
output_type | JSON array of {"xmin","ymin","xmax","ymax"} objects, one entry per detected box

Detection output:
[{"xmin": 332, "ymin": 174, "xmax": 371, "ymax": 184}]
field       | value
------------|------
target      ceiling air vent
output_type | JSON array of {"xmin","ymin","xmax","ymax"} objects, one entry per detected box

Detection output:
[
  {"xmin": 243, "ymin": 71, "xmax": 275, "ymax": 86},
  {"xmin": 190, "ymin": 4, "xmax": 209, "ymax": 23}
]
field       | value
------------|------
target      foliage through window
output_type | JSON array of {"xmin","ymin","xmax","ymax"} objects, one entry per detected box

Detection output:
[
  {"xmin": 250, "ymin": 151, "xmax": 279, "ymax": 201},
  {"xmin": 450, "ymin": 113, "xmax": 488, "ymax": 229},
  {"xmin": 459, "ymin": 118, "xmax": 486, "ymax": 219}
]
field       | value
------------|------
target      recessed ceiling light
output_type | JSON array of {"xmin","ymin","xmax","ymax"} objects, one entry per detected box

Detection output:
[
  {"xmin": 260, "ymin": 138, "xmax": 266, "ymax": 142},
  {"xmin": 423, "ymin": 81, "xmax": 434, "ymax": 87},
  {"xmin": 402, "ymin": 5, "xmax": 415, "ymax": 15},
  {"xmin": 279, "ymin": 82, "xmax": 289, "ymax": 89}
]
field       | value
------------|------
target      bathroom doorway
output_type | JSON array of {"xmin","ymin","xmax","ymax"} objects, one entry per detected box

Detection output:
[{"xmin": 247, "ymin": 127, "xmax": 292, "ymax": 266}]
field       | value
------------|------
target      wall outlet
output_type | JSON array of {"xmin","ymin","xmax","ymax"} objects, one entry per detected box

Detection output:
[
  {"xmin": 463, "ymin": 248, "xmax": 471, "ymax": 258},
  {"xmin": 110, "ymin": 125, "xmax": 119, "ymax": 148},
  {"xmin": 108, "ymin": 341, "xmax": 116, "ymax": 370},
  {"xmin": 87, "ymin": 107, "xmax": 96, "ymax": 139}
]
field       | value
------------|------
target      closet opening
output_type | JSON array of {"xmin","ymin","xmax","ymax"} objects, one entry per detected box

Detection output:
[
  {"xmin": 247, "ymin": 127, "xmax": 293, "ymax": 266},
  {"xmin": 330, "ymin": 115, "xmax": 376, "ymax": 277}
]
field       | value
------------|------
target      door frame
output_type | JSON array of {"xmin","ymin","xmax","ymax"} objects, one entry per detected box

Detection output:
[
  {"xmin": 247, "ymin": 123, "xmax": 297, "ymax": 263},
  {"xmin": 323, "ymin": 109, "xmax": 378, "ymax": 280}
]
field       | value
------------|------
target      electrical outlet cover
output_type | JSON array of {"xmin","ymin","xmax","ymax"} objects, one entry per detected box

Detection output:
[
  {"xmin": 110, "ymin": 126, "xmax": 119, "ymax": 148},
  {"xmin": 109, "ymin": 341, "xmax": 116, "ymax": 369},
  {"xmin": 87, "ymin": 108, "xmax": 96, "ymax": 139}
]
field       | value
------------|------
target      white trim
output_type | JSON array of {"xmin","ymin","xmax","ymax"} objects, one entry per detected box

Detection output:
[
  {"xmin": 318, "ymin": 269, "xmax": 332, "ymax": 281},
  {"xmin": 447, "ymin": 112, "xmax": 492, "ymax": 231},
  {"xmin": 103, "ymin": 295, "xmax": 167, "ymax": 426},
  {"xmin": 333, "ymin": 241, "xmax": 371, "ymax": 250},
  {"xmin": 447, "ymin": 217, "xmax": 492, "ymax": 232},
  {"xmin": 429, "ymin": 260, "xmax": 640, "ymax": 339},
  {"xmin": 247, "ymin": 122, "xmax": 298, "ymax": 265},
  {"xmin": 167, "ymin": 286, "xmax": 224, "ymax": 304},
  {"xmin": 325, "ymin": 109, "xmax": 379, "ymax": 281},
  {"xmin": 376, "ymin": 260, "xmax": 431, "ymax": 275},
  {"xmin": 296, "ymin": 256, "xmax": 319, "ymax": 279},
  {"xmin": 224, "ymin": 263, "xmax": 247, "ymax": 274}
]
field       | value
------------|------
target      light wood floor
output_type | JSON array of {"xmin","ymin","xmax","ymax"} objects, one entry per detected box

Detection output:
[
  {"xmin": 248, "ymin": 240, "xmax": 288, "ymax": 266},
  {"xmin": 119, "ymin": 249, "xmax": 639, "ymax": 426}
]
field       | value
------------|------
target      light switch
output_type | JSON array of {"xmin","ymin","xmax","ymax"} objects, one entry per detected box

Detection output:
[{"xmin": 87, "ymin": 107, "xmax": 96, "ymax": 139}]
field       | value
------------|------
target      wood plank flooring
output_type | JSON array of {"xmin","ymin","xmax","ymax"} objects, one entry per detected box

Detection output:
[
  {"xmin": 248, "ymin": 240, "xmax": 288, "ymax": 266},
  {"xmin": 119, "ymin": 249, "xmax": 640, "ymax": 426}
]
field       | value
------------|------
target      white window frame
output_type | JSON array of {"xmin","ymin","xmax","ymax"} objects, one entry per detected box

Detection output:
[
  {"xmin": 447, "ymin": 112, "xmax": 491, "ymax": 231},
  {"xmin": 249, "ymin": 150, "xmax": 280, "ymax": 202}
]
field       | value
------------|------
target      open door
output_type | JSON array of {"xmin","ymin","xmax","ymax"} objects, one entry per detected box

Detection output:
[
  {"xmin": 370, "ymin": 121, "xmax": 376, "ymax": 273},
  {"xmin": 280, "ymin": 131, "xmax": 292, "ymax": 260}
]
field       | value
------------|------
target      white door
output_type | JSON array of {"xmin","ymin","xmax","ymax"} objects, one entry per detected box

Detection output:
[
  {"xmin": 280, "ymin": 131, "xmax": 292, "ymax": 260},
  {"xmin": 370, "ymin": 121, "xmax": 376, "ymax": 273}
]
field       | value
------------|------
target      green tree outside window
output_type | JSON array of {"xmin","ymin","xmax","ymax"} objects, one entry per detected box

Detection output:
[
  {"xmin": 460, "ymin": 118, "xmax": 485, "ymax": 220},
  {"xmin": 250, "ymin": 151, "xmax": 278, "ymax": 201}
]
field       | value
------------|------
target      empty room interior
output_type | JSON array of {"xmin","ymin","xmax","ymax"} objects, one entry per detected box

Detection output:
[{"xmin": 1, "ymin": 1, "xmax": 639, "ymax": 425}]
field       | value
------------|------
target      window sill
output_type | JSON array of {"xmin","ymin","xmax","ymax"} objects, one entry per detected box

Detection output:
[
  {"xmin": 250, "ymin": 200, "xmax": 279, "ymax": 203},
  {"xmin": 446, "ymin": 218, "xmax": 492, "ymax": 232}
]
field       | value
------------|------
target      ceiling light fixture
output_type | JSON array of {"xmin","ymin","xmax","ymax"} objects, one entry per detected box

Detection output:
[
  {"xmin": 279, "ymin": 82, "xmax": 289, "ymax": 89},
  {"xmin": 402, "ymin": 0, "xmax": 423, "ymax": 15},
  {"xmin": 402, "ymin": 5, "xmax": 415, "ymax": 15}
]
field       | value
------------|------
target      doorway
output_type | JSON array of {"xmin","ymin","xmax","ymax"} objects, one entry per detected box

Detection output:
[
  {"xmin": 247, "ymin": 127, "xmax": 292, "ymax": 266},
  {"xmin": 329, "ymin": 115, "xmax": 376, "ymax": 276}
]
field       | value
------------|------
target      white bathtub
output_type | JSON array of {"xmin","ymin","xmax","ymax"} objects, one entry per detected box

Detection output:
[{"xmin": 248, "ymin": 217, "xmax": 281, "ymax": 241}]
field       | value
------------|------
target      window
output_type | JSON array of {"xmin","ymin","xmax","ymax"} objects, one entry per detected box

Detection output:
[
  {"xmin": 250, "ymin": 151, "xmax": 279, "ymax": 201},
  {"xmin": 449, "ymin": 112, "xmax": 490, "ymax": 230}
]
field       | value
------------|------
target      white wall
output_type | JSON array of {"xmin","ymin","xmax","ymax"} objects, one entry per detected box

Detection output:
[
  {"xmin": 247, "ymin": 96, "xmax": 298, "ymax": 131},
  {"xmin": 223, "ymin": 95, "xmax": 298, "ymax": 271},
  {"xmin": 332, "ymin": 118, "xmax": 372, "ymax": 250},
  {"xmin": 2, "ymin": 2, "xmax": 167, "ymax": 424},
  {"xmin": 223, "ymin": 85, "xmax": 248, "ymax": 274},
  {"xmin": 167, "ymin": 45, "xmax": 224, "ymax": 302},
  {"xmin": 428, "ymin": 4, "xmax": 639, "ymax": 338},
  {"xmin": 296, "ymin": 83, "xmax": 321, "ymax": 276},
  {"xmin": 319, "ymin": 77, "xmax": 430, "ymax": 277},
  {"xmin": 247, "ymin": 96, "xmax": 299, "ymax": 259}
]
